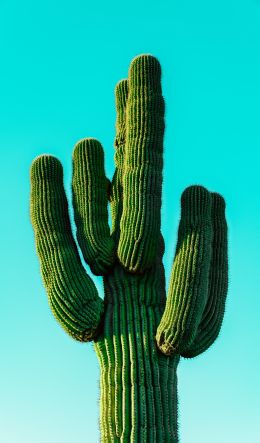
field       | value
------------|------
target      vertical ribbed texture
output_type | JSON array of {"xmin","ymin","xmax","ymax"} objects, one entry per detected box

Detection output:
[
  {"xmin": 156, "ymin": 186, "xmax": 213, "ymax": 356},
  {"xmin": 117, "ymin": 55, "xmax": 165, "ymax": 273},
  {"xmin": 30, "ymin": 155, "xmax": 104, "ymax": 341},
  {"xmin": 30, "ymin": 54, "xmax": 229, "ymax": 443},
  {"xmin": 95, "ymin": 266, "xmax": 180, "ymax": 442},
  {"xmin": 181, "ymin": 192, "xmax": 228, "ymax": 358},
  {"xmin": 72, "ymin": 138, "xmax": 115, "ymax": 275}
]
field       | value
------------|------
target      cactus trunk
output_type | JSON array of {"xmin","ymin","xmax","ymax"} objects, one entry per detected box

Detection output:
[{"xmin": 94, "ymin": 266, "xmax": 180, "ymax": 442}]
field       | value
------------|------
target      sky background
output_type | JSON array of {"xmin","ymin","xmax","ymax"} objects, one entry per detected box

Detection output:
[{"xmin": 1, "ymin": 0, "xmax": 260, "ymax": 442}]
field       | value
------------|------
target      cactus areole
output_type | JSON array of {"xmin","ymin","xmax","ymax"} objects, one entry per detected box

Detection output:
[{"xmin": 30, "ymin": 55, "xmax": 228, "ymax": 442}]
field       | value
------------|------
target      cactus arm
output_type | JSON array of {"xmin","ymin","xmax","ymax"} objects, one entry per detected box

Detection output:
[
  {"xmin": 156, "ymin": 186, "xmax": 213, "ymax": 356},
  {"xmin": 181, "ymin": 193, "xmax": 228, "ymax": 358},
  {"xmin": 117, "ymin": 55, "xmax": 165, "ymax": 273},
  {"xmin": 114, "ymin": 79, "xmax": 128, "ymax": 155},
  {"xmin": 110, "ymin": 79, "xmax": 128, "ymax": 243},
  {"xmin": 72, "ymin": 138, "xmax": 115, "ymax": 276},
  {"xmin": 30, "ymin": 155, "xmax": 104, "ymax": 342}
]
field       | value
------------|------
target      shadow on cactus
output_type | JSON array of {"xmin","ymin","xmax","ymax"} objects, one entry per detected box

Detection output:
[{"xmin": 30, "ymin": 54, "xmax": 228, "ymax": 442}]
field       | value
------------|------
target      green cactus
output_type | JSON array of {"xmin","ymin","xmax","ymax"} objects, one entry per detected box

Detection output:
[{"xmin": 30, "ymin": 54, "xmax": 228, "ymax": 442}]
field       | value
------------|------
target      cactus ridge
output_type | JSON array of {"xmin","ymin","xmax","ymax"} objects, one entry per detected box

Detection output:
[{"xmin": 30, "ymin": 54, "xmax": 228, "ymax": 442}]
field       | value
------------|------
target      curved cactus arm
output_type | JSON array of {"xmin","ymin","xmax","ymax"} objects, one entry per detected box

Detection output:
[
  {"xmin": 156, "ymin": 185, "xmax": 213, "ymax": 356},
  {"xmin": 72, "ymin": 138, "xmax": 115, "ymax": 276},
  {"xmin": 110, "ymin": 79, "xmax": 128, "ymax": 243},
  {"xmin": 30, "ymin": 155, "xmax": 104, "ymax": 342},
  {"xmin": 181, "ymin": 192, "xmax": 228, "ymax": 358},
  {"xmin": 117, "ymin": 54, "xmax": 165, "ymax": 273}
]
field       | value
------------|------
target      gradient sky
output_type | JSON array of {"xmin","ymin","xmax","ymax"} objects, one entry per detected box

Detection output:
[{"xmin": 1, "ymin": 0, "xmax": 260, "ymax": 442}]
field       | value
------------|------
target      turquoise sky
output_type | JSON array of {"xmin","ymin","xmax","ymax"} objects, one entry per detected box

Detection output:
[{"xmin": 1, "ymin": 0, "xmax": 260, "ymax": 442}]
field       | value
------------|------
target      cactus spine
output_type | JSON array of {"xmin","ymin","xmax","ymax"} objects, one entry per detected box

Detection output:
[{"xmin": 30, "ymin": 54, "xmax": 228, "ymax": 442}]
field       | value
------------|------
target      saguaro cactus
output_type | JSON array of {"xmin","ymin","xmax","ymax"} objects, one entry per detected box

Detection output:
[{"xmin": 30, "ymin": 54, "xmax": 228, "ymax": 442}]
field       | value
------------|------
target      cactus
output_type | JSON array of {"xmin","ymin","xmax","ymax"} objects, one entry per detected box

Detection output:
[{"xmin": 30, "ymin": 54, "xmax": 228, "ymax": 442}]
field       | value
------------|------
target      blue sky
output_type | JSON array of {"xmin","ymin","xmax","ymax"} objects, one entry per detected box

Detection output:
[{"xmin": 1, "ymin": 0, "xmax": 260, "ymax": 442}]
